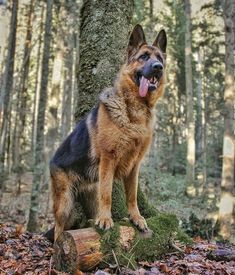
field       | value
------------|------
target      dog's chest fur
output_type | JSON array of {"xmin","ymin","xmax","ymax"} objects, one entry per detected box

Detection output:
[{"xmin": 90, "ymin": 88, "xmax": 154, "ymax": 178}]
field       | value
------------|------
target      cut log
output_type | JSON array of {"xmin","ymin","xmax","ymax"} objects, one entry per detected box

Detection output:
[
  {"xmin": 53, "ymin": 226, "xmax": 135, "ymax": 273},
  {"xmin": 53, "ymin": 214, "xmax": 181, "ymax": 273}
]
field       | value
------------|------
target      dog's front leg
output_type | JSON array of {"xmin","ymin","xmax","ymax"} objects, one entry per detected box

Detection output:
[
  {"xmin": 124, "ymin": 163, "xmax": 148, "ymax": 231},
  {"xmin": 95, "ymin": 155, "xmax": 114, "ymax": 230}
]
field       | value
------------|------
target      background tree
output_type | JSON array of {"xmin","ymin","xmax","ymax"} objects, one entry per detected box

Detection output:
[
  {"xmin": 184, "ymin": 0, "xmax": 195, "ymax": 190},
  {"xmin": 14, "ymin": 0, "xmax": 35, "ymax": 189},
  {"xmin": 219, "ymin": 0, "xmax": 235, "ymax": 239},
  {"xmin": 0, "ymin": 0, "xmax": 18, "ymax": 185},
  {"xmin": 27, "ymin": 0, "xmax": 53, "ymax": 232}
]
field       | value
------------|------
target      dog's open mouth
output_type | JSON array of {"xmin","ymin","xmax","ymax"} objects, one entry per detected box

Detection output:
[{"xmin": 138, "ymin": 74, "xmax": 160, "ymax": 97}]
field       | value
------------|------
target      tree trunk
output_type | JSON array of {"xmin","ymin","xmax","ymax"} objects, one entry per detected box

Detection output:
[
  {"xmin": 219, "ymin": 0, "xmax": 235, "ymax": 239},
  {"xmin": 61, "ymin": 33, "xmax": 74, "ymax": 140},
  {"xmin": 46, "ymin": 5, "xmax": 64, "ymax": 157},
  {"xmin": 184, "ymin": 0, "xmax": 195, "ymax": 191},
  {"xmin": 195, "ymin": 50, "xmax": 202, "ymax": 163},
  {"xmin": 31, "ymin": 3, "xmax": 45, "ymax": 155},
  {"xmin": 27, "ymin": 0, "xmax": 53, "ymax": 232},
  {"xmin": 0, "ymin": 0, "xmax": 18, "ymax": 183},
  {"xmin": 75, "ymin": 0, "xmax": 134, "ymax": 121},
  {"xmin": 149, "ymin": 0, "xmax": 153, "ymax": 20},
  {"xmin": 201, "ymin": 48, "xmax": 207, "ymax": 191},
  {"xmin": 196, "ymin": 49, "xmax": 207, "ymax": 190},
  {"xmin": 15, "ymin": 0, "xmax": 35, "ymax": 189}
]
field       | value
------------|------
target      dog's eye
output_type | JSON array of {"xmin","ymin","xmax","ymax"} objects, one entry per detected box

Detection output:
[
  {"xmin": 139, "ymin": 53, "xmax": 149, "ymax": 61},
  {"xmin": 156, "ymin": 54, "xmax": 163, "ymax": 63}
]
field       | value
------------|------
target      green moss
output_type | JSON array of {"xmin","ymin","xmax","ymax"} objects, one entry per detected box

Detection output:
[
  {"xmin": 176, "ymin": 229, "xmax": 193, "ymax": 244},
  {"xmin": 132, "ymin": 214, "xmax": 179, "ymax": 262},
  {"xmin": 111, "ymin": 181, "xmax": 157, "ymax": 221},
  {"xmin": 137, "ymin": 187, "xmax": 157, "ymax": 218},
  {"xmin": 111, "ymin": 181, "xmax": 128, "ymax": 221},
  {"xmin": 98, "ymin": 212, "xmax": 187, "ymax": 268},
  {"xmin": 98, "ymin": 223, "xmax": 121, "ymax": 266}
]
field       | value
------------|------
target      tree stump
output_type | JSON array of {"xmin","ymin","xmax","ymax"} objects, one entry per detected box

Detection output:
[{"xmin": 53, "ymin": 226, "xmax": 135, "ymax": 273}]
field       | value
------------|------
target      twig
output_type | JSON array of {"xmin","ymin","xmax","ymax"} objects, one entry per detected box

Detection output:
[
  {"xmin": 170, "ymin": 242, "xmax": 184, "ymax": 254},
  {"xmin": 112, "ymin": 249, "xmax": 121, "ymax": 274},
  {"xmin": 121, "ymin": 252, "xmax": 136, "ymax": 270},
  {"xmin": 0, "ymin": 267, "xmax": 6, "ymax": 274}
]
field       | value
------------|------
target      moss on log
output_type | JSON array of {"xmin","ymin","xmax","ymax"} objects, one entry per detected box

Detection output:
[{"xmin": 54, "ymin": 213, "xmax": 185, "ymax": 273}]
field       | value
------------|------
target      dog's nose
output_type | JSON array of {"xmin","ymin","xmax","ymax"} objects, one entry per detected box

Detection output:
[{"xmin": 152, "ymin": 62, "xmax": 163, "ymax": 71}]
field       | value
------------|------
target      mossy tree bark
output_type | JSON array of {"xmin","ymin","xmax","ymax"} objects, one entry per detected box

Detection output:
[{"xmin": 75, "ymin": 0, "xmax": 134, "ymax": 121}]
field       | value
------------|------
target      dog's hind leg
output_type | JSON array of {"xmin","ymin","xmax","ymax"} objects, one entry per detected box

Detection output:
[{"xmin": 51, "ymin": 167, "xmax": 74, "ymax": 241}]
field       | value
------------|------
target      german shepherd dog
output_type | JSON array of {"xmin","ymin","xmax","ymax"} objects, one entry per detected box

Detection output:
[{"xmin": 50, "ymin": 25, "xmax": 167, "ymax": 241}]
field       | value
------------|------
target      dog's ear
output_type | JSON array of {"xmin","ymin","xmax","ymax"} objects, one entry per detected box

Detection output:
[
  {"xmin": 128, "ymin": 24, "xmax": 146, "ymax": 59},
  {"xmin": 153, "ymin": 29, "xmax": 167, "ymax": 53}
]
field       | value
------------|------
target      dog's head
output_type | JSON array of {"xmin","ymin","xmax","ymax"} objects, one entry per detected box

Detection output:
[{"xmin": 126, "ymin": 25, "xmax": 167, "ymax": 99}]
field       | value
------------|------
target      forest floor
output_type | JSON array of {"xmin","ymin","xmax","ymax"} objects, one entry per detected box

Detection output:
[
  {"xmin": 0, "ymin": 171, "xmax": 235, "ymax": 274},
  {"xmin": 0, "ymin": 223, "xmax": 235, "ymax": 274}
]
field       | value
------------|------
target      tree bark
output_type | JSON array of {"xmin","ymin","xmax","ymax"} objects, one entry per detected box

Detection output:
[
  {"xmin": 61, "ymin": 30, "xmax": 74, "ymax": 139},
  {"xmin": 46, "ymin": 4, "xmax": 64, "ymax": 157},
  {"xmin": 27, "ymin": 0, "xmax": 53, "ymax": 232},
  {"xmin": 60, "ymin": 0, "xmax": 79, "ymax": 140},
  {"xmin": 219, "ymin": 0, "xmax": 235, "ymax": 239},
  {"xmin": 184, "ymin": 0, "xmax": 195, "ymax": 191},
  {"xmin": 75, "ymin": 0, "xmax": 134, "ymax": 121},
  {"xmin": 15, "ymin": 0, "xmax": 34, "ymax": 189},
  {"xmin": 31, "ymin": 3, "xmax": 45, "ymax": 155},
  {"xmin": 195, "ymin": 50, "xmax": 202, "ymax": 163},
  {"xmin": 0, "ymin": 0, "xmax": 18, "ymax": 183}
]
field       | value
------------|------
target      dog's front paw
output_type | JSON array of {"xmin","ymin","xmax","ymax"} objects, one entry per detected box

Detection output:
[
  {"xmin": 95, "ymin": 215, "xmax": 114, "ymax": 230},
  {"xmin": 129, "ymin": 214, "xmax": 148, "ymax": 232}
]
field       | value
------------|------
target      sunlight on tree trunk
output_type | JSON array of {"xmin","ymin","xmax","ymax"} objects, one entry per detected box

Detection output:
[
  {"xmin": 15, "ymin": 0, "xmax": 35, "ymax": 191},
  {"xmin": 184, "ymin": 0, "xmax": 195, "ymax": 195},
  {"xmin": 0, "ymin": 0, "xmax": 18, "ymax": 186},
  {"xmin": 219, "ymin": 0, "xmax": 235, "ymax": 240},
  {"xmin": 31, "ymin": 4, "xmax": 45, "ymax": 155}
]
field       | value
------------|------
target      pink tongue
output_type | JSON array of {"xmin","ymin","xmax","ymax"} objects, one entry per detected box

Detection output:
[{"xmin": 139, "ymin": 76, "xmax": 149, "ymax": 97}]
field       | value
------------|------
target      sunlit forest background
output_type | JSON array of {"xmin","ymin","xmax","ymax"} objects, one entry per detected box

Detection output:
[{"xmin": 0, "ymin": 0, "xmax": 234, "ymax": 242}]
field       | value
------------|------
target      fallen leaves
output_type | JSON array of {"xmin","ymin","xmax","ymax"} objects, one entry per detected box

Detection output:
[
  {"xmin": 136, "ymin": 239, "xmax": 235, "ymax": 275},
  {"xmin": 0, "ymin": 224, "xmax": 235, "ymax": 275},
  {"xmin": 0, "ymin": 223, "xmax": 53, "ymax": 275}
]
